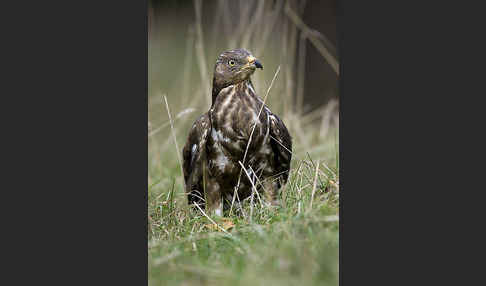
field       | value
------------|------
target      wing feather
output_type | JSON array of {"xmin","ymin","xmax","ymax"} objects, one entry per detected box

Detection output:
[
  {"xmin": 268, "ymin": 112, "xmax": 292, "ymax": 185},
  {"xmin": 182, "ymin": 113, "xmax": 211, "ymax": 205}
]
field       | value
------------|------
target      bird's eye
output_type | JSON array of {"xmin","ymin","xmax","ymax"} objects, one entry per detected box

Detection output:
[{"xmin": 228, "ymin": 60, "xmax": 236, "ymax": 66}]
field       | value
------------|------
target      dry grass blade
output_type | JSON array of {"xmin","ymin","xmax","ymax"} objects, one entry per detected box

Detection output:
[
  {"xmin": 296, "ymin": 31, "xmax": 307, "ymax": 114},
  {"xmin": 218, "ymin": 0, "xmax": 233, "ymax": 44},
  {"xmin": 297, "ymin": 164, "xmax": 304, "ymax": 214},
  {"xmin": 234, "ymin": 66, "xmax": 281, "ymax": 196},
  {"xmin": 320, "ymin": 159, "xmax": 337, "ymax": 178},
  {"xmin": 255, "ymin": 0, "xmax": 284, "ymax": 56},
  {"xmin": 249, "ymin": 184, "xmax": 255, "ymax": 223},
  {"xmin": 181, "ymin": 26, "xmax": 195, "ymax": 108},
  {"xmin": 281, "ymin": 11, "xmax": 290, "ymax": 116},
  {"xmin": 229, "ymin": 187, "xmax": 237, "ymax": 217},
  {"xmin": 246, "ymin": 165, "xmax": 267, "ymax": 208},
  {"xmin": 149, "ymin": 108, "xmax": 195, "ymax": 137},
  {"xmin": 194, "ymin": 203, "xmax": 232, "ymax": 235},
  {"xmin": 300, "ymin": 105, "xmax": 326, "ymax": 125},
  {"xmin": 193, "ymin": 0, "xmax": 211, "ymax": 107},
  {"xmin": 269, "ymin": 135, "xmax": 293, "ymax": 154},
  {"xmin": 309, "ymin": 160, "xmax": 320, "ymax": 210},
  {"xmin": 319, "ymin": 99, "xmax": 339, "ymax": 140},
  {"xmin": 285, "ymin": 3, "xmax": 339, "ymax": 75},
  {"xmin": 228, "ymin": 185, "xmax": 247, "ymax": 219},
  {"xmin": 238, "ymin": 161, "xmax": 265, "ymax": 221},
  {"xmin": 242, "ymin": 65, "xmax": 281, "ymax": 166},
  {"xmin": 229, "ymin": 0, "xmax": 252, "ymax": 48},
  {"xmin": 163, "ymin": 95, "xmax": 184, "ymax": 181},
  {"xmin": 240, "ymin": 0, "xmax": 265, "ymax": 49}
]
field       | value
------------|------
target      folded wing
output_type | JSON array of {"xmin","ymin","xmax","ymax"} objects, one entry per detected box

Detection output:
[
  {"xmin": 268, "ymin": 112, "xmax": 292, "ymax": 186},
  {"xmin": 182, "ymin": 113, "xmax": 211, "ymax": 206}
]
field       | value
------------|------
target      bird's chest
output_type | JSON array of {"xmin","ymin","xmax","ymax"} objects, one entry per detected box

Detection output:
[{"xmin": 207, "ymin": 89, "xmax": 272, "ymax": 178}]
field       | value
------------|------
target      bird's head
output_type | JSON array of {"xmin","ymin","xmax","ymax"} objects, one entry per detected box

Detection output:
[{"xmin": 213, "ymin": 49, "xmax": 263, "ymax": 88}]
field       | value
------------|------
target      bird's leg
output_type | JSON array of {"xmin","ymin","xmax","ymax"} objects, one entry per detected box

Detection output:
[{"xmin": 205, "ymin": 176, "xmax": 223, "ymax": 216}]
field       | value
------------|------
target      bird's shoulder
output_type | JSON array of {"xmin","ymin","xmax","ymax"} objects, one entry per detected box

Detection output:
[
  {"xmin": 182, "ymin": 112, "xmax": 211, "ymax": 180},
  {"xmin": 187, "ymin": 112, "xmax": 211, "ymax": 140},
  {"xmin": 268, "ymin": 112, "xmax": 289, "ymax": 138},
  {"xmin": 268, "ymin": 111, "xmax": 292, "ymax": 157}
]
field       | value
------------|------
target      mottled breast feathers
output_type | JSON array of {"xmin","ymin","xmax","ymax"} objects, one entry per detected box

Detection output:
[{"xmin": 182, "ymin": 48, "xmax": 292, "ymax": 214}]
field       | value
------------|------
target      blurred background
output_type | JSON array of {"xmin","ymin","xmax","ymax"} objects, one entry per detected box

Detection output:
[{"xmin": 149, "ymin": 0, "xmax": 339, "ymax": 186}]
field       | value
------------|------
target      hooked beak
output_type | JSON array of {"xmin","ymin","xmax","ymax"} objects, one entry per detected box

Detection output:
[
  {"xmin": 254, "ymin": 60, "xmax": 263, "ymax": 69},
  {"xmin": 247, "ymin": 55, "xmax": 263, "ymax": 70}
]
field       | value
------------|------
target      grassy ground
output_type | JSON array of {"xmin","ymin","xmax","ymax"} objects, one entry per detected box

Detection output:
[
  {"xmin": 149, "ymin": 1, "xmax": 339, "ymax": 284},
  {"xmin": 148, "ymin": 124, "xmax": 339, "ymax": 285}
]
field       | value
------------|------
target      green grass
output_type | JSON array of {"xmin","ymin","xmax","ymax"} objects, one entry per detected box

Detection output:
[{"xmin": 148, "ymin": 135, "xmax": 339, "ymax": 285}]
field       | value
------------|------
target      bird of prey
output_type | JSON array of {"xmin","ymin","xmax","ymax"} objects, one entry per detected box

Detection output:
[{"xmin": 182, "ymin": 49, "xmax": 292, "ymax": 216}]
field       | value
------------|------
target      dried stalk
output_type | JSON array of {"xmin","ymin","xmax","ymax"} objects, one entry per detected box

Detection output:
[{"xmin": 285, "ymin": 2, "xmax": 339, "ymax": 75}]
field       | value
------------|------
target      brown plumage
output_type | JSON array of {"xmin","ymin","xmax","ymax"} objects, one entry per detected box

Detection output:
[{"xmin": 182, "ymin": 49, "xmax": 292, "ymax": 216}]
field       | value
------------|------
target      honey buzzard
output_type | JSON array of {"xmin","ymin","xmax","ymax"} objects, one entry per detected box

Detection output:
[{"xmin": 182, "ymin": 49, "xmax": 292, "ymax": 216}]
